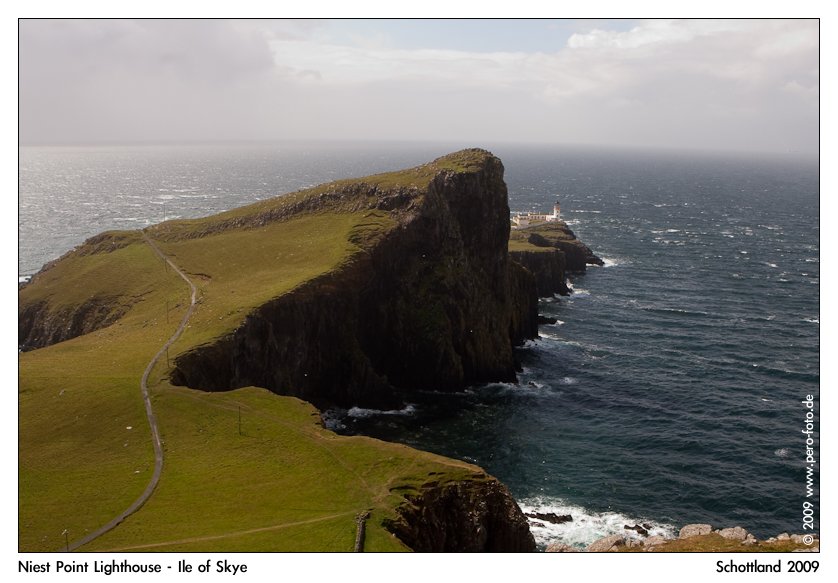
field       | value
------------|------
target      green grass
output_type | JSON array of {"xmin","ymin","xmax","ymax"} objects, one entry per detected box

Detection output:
[
  {"xmin": 507, "ymin": 239, "xmax": 557, "ymax": 253},
  {"xmin": 145, "ymin": 149, "xmax": 489, "ymax": 242},
  {"xmin": 79, "ymin": 386, "xmax": 479, "ymax": 552},
  {"xmin": 157, "ymin": 211, "xmax": 394, "ymax": 351},
  {"xmin": 18, "ymin": 164, "xmax": 490, "ymax": 552},
  {"xmin": 19, "ymin": 242, "xmax": 187, "ymax": 551}
]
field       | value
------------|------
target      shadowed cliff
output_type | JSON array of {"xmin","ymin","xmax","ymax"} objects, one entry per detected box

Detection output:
[{"xmin": 163, "ymin": 149, "xmax": 539, "ymax": 409}]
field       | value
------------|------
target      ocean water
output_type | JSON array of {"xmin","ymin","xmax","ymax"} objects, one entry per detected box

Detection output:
[{"xmin": 19, "ymin": 143, "xmax": 819, "ymax": 548}]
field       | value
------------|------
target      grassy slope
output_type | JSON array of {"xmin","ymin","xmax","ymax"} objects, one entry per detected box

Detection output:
[
  {"xmin": 19, "ymin": 242, "xmax": 186, "ymax": 551},
  {"xmin": 19, "ymin": 152, "xmax": 494, "ymax": 552},
  {"xmin": 507, "ymin": 239, "xmax": 556, "ymax": 253},
  {"xmin": 83, "ymin": 387, "xmax": 478, "ymax": 552},
  {"xmin": 508, "ymin": 221, "xmax": 581, "ymax": 252},
  {"xmin": 157, "ymin": 211, "xmax": 394, "ymax": 351}
]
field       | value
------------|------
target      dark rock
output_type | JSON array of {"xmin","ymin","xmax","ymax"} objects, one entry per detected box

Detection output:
[
  {"xmin": 526, "ymin": 512, "xmax": 573, "ymax": 524},
  {"xmin": 19, "ymin": 297, "xmax": 132, "ymax": 351},
  {"xmin": 384, "ymin": 477, "xmax": 536, "ymax": 552},
  {"xmin": 509, "ymin": 249, "xmax": 570, "ymax": 297},
  {"xmin": 537, "ymin": 315, "xmax": 558, "ymax": 325},
  {"xmin": 624, "ymin": 523, "xmax": 649, "ymax": 536}
]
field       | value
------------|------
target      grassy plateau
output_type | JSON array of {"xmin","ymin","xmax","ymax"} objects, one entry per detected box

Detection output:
[{"xmin": 19, "ymin": 152, "xmax": 494, "ymax": 552}]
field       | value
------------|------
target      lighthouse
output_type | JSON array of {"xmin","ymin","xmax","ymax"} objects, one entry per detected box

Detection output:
[{"xmin": 551, "ymin": 199, "xmax": 560, "ymax": 220}]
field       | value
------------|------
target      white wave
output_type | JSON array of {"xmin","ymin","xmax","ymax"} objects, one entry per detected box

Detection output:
[
  {"xmin": 774, "ymin": 448, "xmax": 790, "ymax": 458},
  {"xmin": 156, "ymin": 194, "xmax": 175, "ymax": 200},
  {"xmin": 518, "ymin": 496, "xmax": 676, "ymax": 550},
  {"xmin": 761, "ymin": 398, "xmax": 772, "ymax": 402},
  {"xmin": 764, "ymin": 262, "xmax": 778, "ymax": 268},
  {"xmin": 600, "ymin": 257, "xmax": 623, "ymax": 268},
  {"xmin": 569, "ymin": 288, "xmax": 591, "ymax": 297},
  {"xmin": 320, "ymin": 410, "xmax": 346, "ymax": 431},
  {"xmin": 346, "ymin": 404, "xmax": 416, "ymax": 419},
  {"xmin": 19, "ymin": 275, "xmax": 31, "ymax": 284},
  {"xmin": 803, "ymin": 318, "xmax": 819, "ymax": 324}
]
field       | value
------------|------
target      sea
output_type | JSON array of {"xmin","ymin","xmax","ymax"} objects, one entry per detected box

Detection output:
[{"xmin": 18, "ymin": 142, "xmax": 820, "ymax": 548}]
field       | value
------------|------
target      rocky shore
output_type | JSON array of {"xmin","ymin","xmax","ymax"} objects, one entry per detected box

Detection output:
[{"xmin": 546, "ymin": 523, "xmax": 819, "ymax": 553}]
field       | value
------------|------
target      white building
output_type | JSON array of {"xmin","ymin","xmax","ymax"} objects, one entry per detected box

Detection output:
[{"xmin": 512, "ymin": 200, "xmax": 561, "ymax": 229}]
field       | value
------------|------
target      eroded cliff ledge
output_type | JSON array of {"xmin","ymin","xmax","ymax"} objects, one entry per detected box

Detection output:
[{"xmin": 509, "ymin": 222, "xmax": 602, "ymax": 298}]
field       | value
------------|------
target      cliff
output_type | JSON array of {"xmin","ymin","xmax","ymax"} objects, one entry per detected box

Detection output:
[
  {"xmin": 509, "ymin": 222, "xmax": 602, "ymax": 297},
  {"xmin": 386, "ymin": 475, "xmax": 535, "ymax": 552},
  {"xmin": 18, "ymin": 231, "xmax": 145, "ymax": 350},
  {"xmin": 18, "ymin": 149, "xmax": 538, "ymax": 552},
  {"xmin": 162, "ymin": 149, "xmax": 538, "ymax": 409}
]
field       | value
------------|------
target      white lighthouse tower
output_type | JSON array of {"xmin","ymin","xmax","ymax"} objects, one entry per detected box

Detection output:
[{"xmin": 550, "ymin": 199, "xmax": 561, "ymax": 221}]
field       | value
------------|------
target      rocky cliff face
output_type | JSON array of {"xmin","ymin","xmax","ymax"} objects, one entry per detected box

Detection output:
[
  {"xmin": 385, "ymin": 476, "xmax": 536, "ymax": 552},
  {"xmin": 19, "ymin": 297, "xmax": 129, "ymax": 351},
  {"xmin": 508, "ymin": 222, "xmax": 602, "ymax": 298},
  {"xmin": 170, "ymin": 150, "xmax": 538, "ymax": 409},
  {"xmin": 509, "ymin": 249, "xmax": 570, "ymax": 297},
  {"xmin": 18, "ymin": 231, "xmax": 141, "ymax": 351},
  {"xmin": 524, "ymin": 222, "xmax": 603, "ymax": 272}
]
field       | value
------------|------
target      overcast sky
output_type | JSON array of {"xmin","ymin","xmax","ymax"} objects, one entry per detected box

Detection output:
[{"xmin": 18, "ymin": 18, "xmax": 819, "ymax": 154}]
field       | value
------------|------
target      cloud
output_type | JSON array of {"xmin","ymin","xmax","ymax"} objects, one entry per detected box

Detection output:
[{"xmin": 18, "ymin": 19, "xmax": 819, "ymax": 153}]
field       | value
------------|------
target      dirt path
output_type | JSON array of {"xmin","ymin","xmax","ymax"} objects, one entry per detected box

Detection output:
[
  {"xmin": 65, "ymin": 232, "xmax": 198, "ymax": 551},
  {"xmin": 98, "ymin": 511, "xmax": 358, "ymax": 552}
]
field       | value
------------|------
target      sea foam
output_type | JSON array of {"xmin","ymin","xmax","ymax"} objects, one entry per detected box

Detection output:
[{"xmin": 518, "ymin": 496, "xmax": 676, "ymax": 550}]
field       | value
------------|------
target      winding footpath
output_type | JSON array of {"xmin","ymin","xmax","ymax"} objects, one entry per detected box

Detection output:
[{"xmin": 65, "ymin": 233, "xmax": 198, "ymax": 552}]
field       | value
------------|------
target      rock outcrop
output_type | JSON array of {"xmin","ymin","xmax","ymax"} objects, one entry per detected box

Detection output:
[
  {"xmin": 572, "ymin": 525, "xmax": 819, "ymax": 553},
  {"xmin": 509, "ymin": 249, "xmax": 570, "ymax": 297},
  {"xmin": 519, "ymin": 222, "xmax": 603, "ymax": 272},
  {"xmin": 384, "ymin": 476, "xmax": 536, "ymax": 552},
  {"xmin": 508, "ymin": 221, "xmax": 601, "ymax": 298},
  {"xmin": 18, "ymin": 231, "xmax": 142, "ymax": 351},
  {"xmin": 586, "ymin": 534, "xmax": 626, "ymax": 552},
  {"xmin": 19, "ymin": 296, "xmax": 130, "ymax": 351},
  {"xmin": 169, "ymin": 150, "xmax": 539, "ymax": 409},
  {"xmin": 679, "ymin": 523, "xmax": 713, "ymax": 539}
]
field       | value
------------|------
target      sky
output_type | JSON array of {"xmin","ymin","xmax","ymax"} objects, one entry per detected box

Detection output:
[{"xmin": 18, "ymin": 18, "xmax": 820, "ymax": 155}]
